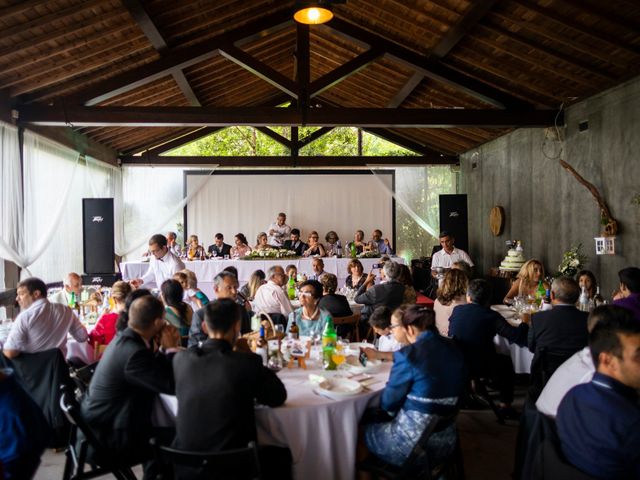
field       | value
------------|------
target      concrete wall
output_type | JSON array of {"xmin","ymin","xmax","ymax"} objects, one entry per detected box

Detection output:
[{"xmin": 460, "ymin": 76, "xmax": 640, "ymax": 295}]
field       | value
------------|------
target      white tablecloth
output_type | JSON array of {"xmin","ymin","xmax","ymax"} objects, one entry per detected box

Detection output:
[
  {"xmin": 491, "ymin": 305, "xmax": 534, "ymax": 374},
  {"xmin": 67, "ymin": 339, "xmax": 95, "ymax": 364},
  {"xmin": 156, "ymin": 361, "xmax": 392, "ymax": 480},
  {"xmin": 121, "ymin": 257, "xmax": 404, "ymax": 299}
]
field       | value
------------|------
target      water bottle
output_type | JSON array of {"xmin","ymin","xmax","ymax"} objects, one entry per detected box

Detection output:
[{"xmin": 578, "ymin": 286, "xmax": 590, "ymax": 312}]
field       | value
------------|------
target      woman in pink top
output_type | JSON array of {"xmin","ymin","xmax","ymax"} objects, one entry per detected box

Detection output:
[
  {"xmin": 433, "ymin": 269, "xmax": 469, "ymax": 336},
  {"xmin": 88, "ymin": 281, "xmax": 131, "ymax": 347}
]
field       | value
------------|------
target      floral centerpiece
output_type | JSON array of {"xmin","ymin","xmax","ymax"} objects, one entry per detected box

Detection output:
[
  {"xmin": 242, "ymin": 249, "xmax": 299, "ymax": 260},
  {"xmin": 555, "ymin": 243, "xmax": 588, "ymax": 278}
]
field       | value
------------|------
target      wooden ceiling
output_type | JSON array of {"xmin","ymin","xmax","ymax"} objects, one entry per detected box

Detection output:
[{"xmin": 1, "ymin": 0, "xmax": 639, "ymax": 165}]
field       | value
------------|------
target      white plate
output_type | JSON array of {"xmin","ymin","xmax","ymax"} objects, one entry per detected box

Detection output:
[
  {"xmin": 316, "ymin": 378, "xmax": 363, "ymax": 399},
  {"xmin": 343, "ymin": 359, "xmax": 383, "ymax": 374},
  {"xmin": 491, "ymin": 304, "xmax": 515, "ymax": 313}
]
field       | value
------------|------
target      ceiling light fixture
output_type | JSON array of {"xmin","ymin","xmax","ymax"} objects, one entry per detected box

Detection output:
[{"xmin": 294, "ymin": 1, "xmax": 341, "ymax": 25}]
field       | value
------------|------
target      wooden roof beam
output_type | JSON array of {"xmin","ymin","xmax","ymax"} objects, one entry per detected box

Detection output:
[
  {"xmin": 309, "ymin": 48, "xmax": 383, "ymax": 98},
  {"xmin": 386, "ymin": 72, "xmax": 424, "ymax": 108},
  {"xmin": 131, "ymin": 127, "xmax": 224, "ymax": 155},
  {"xmin": 298, "ymin": 127, "xmax": 334, "ymax": 148},
  {"xmin": 17, "ymin": 105, "xmax": 562, "ymax": 128},
  {"xmin": 255, "ymin": 127, "xmax": 292, "ymax": 148},
  {"xmin": 296, "ymin": 24, "xmax": 310, "ymax": 109}
]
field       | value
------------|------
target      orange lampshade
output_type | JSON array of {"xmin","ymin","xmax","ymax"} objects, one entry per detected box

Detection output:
[{"xmin": 293, "ymin": 5, "xmax": 334, "ymax": 25}]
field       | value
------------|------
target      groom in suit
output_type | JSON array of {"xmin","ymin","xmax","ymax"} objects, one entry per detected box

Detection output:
[{"xmin": 282, "ymin": 229, "xmax": 307, "ymax": 256}]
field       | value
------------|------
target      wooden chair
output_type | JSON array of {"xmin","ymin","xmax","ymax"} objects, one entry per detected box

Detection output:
[{"xmin": 333, "ymin": 312, "xmax": 360, "ymax": 342}]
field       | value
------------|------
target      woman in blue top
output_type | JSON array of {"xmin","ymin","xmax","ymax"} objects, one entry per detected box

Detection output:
[
  {"xmin": 161, "ymin": 279, "xmax": 193, "ymax": 342},
  {"xmin": 364, "ymin": 305, "xmax": 467, "ymax": 467},
  {"xmin": 286, "ymin": 280, "xmax": 332, "ymax": 338}
]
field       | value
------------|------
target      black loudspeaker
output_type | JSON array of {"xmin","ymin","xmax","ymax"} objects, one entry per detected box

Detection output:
[
  {"xmin": 439, "ymin": 194, "xmax": 469, "ymax": 253},
  {"xmin": 81, "ymin": 273, "xmax": 122, "ymax": 287},
  {"xmin": 82, "ymin": 198, "xmax": 115, "ymax": 275}
]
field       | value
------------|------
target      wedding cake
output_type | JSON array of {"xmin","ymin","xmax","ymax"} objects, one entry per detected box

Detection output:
[{"xmin": 499, "ymin": 244, "xmax": 526, "ymax": 271}]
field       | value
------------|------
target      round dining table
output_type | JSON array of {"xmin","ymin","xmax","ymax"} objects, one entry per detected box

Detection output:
[
  {"xmin": 154, "ymin": 357, "xmax": 392, "ymax": 480},
  {"xmin": 491, "ymin": 304, "xmax": 534, "ymax": 374}
]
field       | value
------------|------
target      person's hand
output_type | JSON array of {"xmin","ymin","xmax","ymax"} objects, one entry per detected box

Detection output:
[
  {"xmin": 384, "ymin": 238, "xmax": 391, "ymax": 246},
  {"xmin": 365, "ymin": 271, "xmax": 376, "ymax": 285},
  {"xmin": 361, "ymin": 347, "xmax": 379, "ymax": 360},
  {"xmin": 268, "ymin": 229, "xmax": 275, "ymax": 235},
  {"xmin": 234, "ymin": 338, "xmax": 252, "ymax": 353},
  {"xmin": 158, "ymin": 323, "xmax": 181, "ymax": 349},
  {"xmin": 130, "ymin": 278, "xmax": 143, "ymax": 289}
]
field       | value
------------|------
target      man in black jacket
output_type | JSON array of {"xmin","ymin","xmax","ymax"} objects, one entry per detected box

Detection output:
[
  {"xmin": 81, "ymin": 296, "xmax": 176, "ymax": 471},
  {"xmin": 282, "ymin": 229, "xmax": 307, "ymax": 256},
  {"xmin": 207, "ymin": 233, "xmax": 232, "ymax": 258},
  {"xmin": 354, "ymin": 261, "xmax": 405, "ymax": 324}
]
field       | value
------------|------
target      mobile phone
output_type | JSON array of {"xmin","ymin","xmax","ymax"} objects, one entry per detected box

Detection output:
[
  {"xmin": 372, "ymin": 263, "xmax": 382, "ymax": 269},
  {"xmin": 359, "ymin": 349, "xmax": 368, "ymax": 366}
]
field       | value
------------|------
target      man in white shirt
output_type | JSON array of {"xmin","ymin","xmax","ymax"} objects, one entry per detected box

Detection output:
[
  {"xmin": 3, "ymin": 278, "xmax": 88, "ymax": 359},
  {"xmin": 166, "ymin": 231, "xmax": 182, "ymax": 257},
  {"xmin": 49, "ymin": 272, "xmax": 82, "ymax": 306},
  {"xmin": 132, "ymin": 234, "xmax": 185, "ymax": 289},
  {"xmin": 310, "ymin": 258, "xmax": 328, "ymax": 282},
  {"xmin": 430, "ymin": 231, "xmax": 473, "ymax": 277},
  {"xmin": 253, "ymin": 265, "xmax": 293, "ymax": 318},
  {"xmin": 266, "ymin": 212, "xmax": 291, "ymax": 248}
]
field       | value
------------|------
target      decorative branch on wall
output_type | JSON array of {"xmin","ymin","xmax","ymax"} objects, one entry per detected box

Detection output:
[{"xmin": 559, "ymin": 159, "xmax": 618, "ymax": 235}]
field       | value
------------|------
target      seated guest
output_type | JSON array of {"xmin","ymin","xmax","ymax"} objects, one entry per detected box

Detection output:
[
  {"xmin": 324, "ymin": 231, "xmax": 342, "ymax": 257},
  {"xmin": 309, "ymin": 258, "xmax": 328, "ymax": 282},
  {"xmin": 3, "ymin": 278, "xmax": 88, "ymax": 360},
  {"xmin": 166, "ymin": 231, "xmax": 182, "ymax": 257},
  {"xmin": 253, "ymin": 266, "xmax": 294, "ymax": 318},
  {"xmin": 448, "ymin": 279, "xmax": 528, "ymax": 417},
  {"xmin": 556, "ymin": 306, "xmax": 640, "ymax": 479},
  {"xmin": 131, "ymin": 234, "xmax": 185, "ymax": 289},
  {"xmin": 369, "ymin": 229, "xmax": 394, "ymax": 255},
  {"xmin": 0, "ymin": 368, "xmax": 50, "ymax": 479},
  {"xmin": 115, "ymin": 289, "xmax": 153, "ymax": 332},
  {"xmin": 347, "ymin": 229, "xmax": 366, "ymax": 255},
  {"xmin": 266, "ymin": 212, "xmax": 291, "ymax": 248},
  {"xmin": 240, "ymin": 269, "xmax": 266, "ymax": 302},
  {"xmin": 89, "ymin": 281, "xmax": 132, "ymax": 347},
  {"xmin": 319, "ymin": 274, "xmax": 352, "ymax": 318},
  {"xmin": 189, "ymin": 272, "xmax": 251, "ymax": 347},
  {"xmin": 613, "ymin": 266, "xmax": 640, "ymax": 320},
  {"xmin": 577, "ymin": 269, "xmax": 598, "ymax": 300},
  {"xmin": 254, "ymin": 232, "xmax": 270, "ymax": 251},
  {"xmin": 282, "ymin": 229, "xmax": 307, "ymax": 256},
  {"xmin": 536, "ymin": 305, "xmax": 619, "ymax": 418},
  {"xmin": 230, "ymin": 233, "xmax": 252, "ymax": 258},
  {"xmin": 345, "ymin": 259, "xmax": 366, "ymax": 290},
  {"xmin": 430, "ymin": 231, "xmax": 474, "ymax": 278},
  {"xmin": 527, "ymin": 276, "xmax": 589, "ymax": 401},
  {"xmin": 355, "ymin": 261, "xmax": 405, "ymax": 324},
  {"xmin": 161, "ymin": 280, "xmax": 193, "ymax": 339},
  {"xmin": 434, "ymin": 269, "xmax": 469, "ymax": 336},
  {"xmin": 362, "ymin": 306, "xmax": 405, "ymax": 362},
  {"xmin": 49, "ymin": 272, "xmax": 82, "ymax": 305},
  {"xmin": 303, "ymin": 231, "xmax": 326, "ymax": 257},
  {"xmin": 207, "ymin": 233, "xmax": 232, "ymax": 258},
  {"xmin": 286, "ymin": 280, "xmax": 331, "ymax": 338},
  {"xmin": 504, "ymin": 259, "xmax": 549, "ymax": 304},
  {"xmin": 397, "ymin": 264, "xmax": 417, "ymax": 304},
  {"xmin": 363, "ymin": 305, "xmax": 466, "ymax": 467},
  {"xmin": 185, "ymin": 234, "xmax": 206, "ymax": 260},
  {"xmin": 172, "ymin": 299, "xmax": 287, "ymax": 478},
  {"xmin": 81, "ymin": 296, "xmax": 177, "ymax": 472},
  {"xmin": 285, "ymin": 264, "xmax": 298, "ymax": 283},
  {"xmin": 174, "ymin": 270, "xmax": 209, "ymax": 311},
  {"xmin": 451, "ymin": 260, "xmax": 472, "ymax": 277}
]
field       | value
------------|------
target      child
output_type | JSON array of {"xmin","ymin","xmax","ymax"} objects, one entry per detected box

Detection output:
[{"xmin": 362, "ymin": 306, "xmax": 405, "ymax": 361}]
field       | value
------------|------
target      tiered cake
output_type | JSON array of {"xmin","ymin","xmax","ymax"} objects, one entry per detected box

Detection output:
[{"xmin": 499, "ymin": 248, "xmax": 526, "ymax": 271}]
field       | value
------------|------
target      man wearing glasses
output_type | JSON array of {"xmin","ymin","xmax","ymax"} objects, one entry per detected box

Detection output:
[{"xmin": 131, "ymin": 234, "xmax": 185, "ymax": 289}]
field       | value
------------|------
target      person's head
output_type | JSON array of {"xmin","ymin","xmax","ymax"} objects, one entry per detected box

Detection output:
[
  {"xmin": 223, "ymin": 266, "xmax": 238, "ymax": 278},
  {"xmin": 618, "ymin": 267, "xmax": 640, "ymax": 296},
  {"xmin": 214, "ymin": 233, "xmax": 224, "ymax": 246},
  {"xmin": 466, "ymin": 278, "xmax": 492, "ymax": 306},
  {"xmin": 128, "ymin": 295, "xmax": 166, "ymax": 337},
  {"xmin": 277, "ymin": 212, "xmax": 286, "ymax": 226},
  {"xmin": 320, "ymin": 273, "xmax": 338, "ymax": 295},
  {"xmin": 110, "ymin": 281, "xmax": 132, "ymax": 307},
  {"xmin": 247, "ymin": 269, "xmax": 266, "ymax": 299},
  {"xmin": 285, "ymin": 264, "xmax": 297, "ymax": 279},
  {"xmin": 161, "ymin": 279, "xmax": 184, "ymax": 308},
  {"xmin": 396, "ymin": 264, "xmax": 413, "ymax": 287},
  {"xmin": 394, "ymin": 305, "xmax": 436, "ymax": 343},
  {"xmin": 348, "ymin": 259, "xmax": 364, "ymax": 277},
  {"xmin": 256, "ymin": 232, "xmax": 267, "ymax": 246},
  {"xmin": 369, "ymin": 306, "xmax": 392, "ymax": 336},
  {"xmin": 173, "ymin": 271, "xmax": 189, "ymax": 290},
  {"xmin": 63, "ymin": 272, "xmax": 82, "ymax": 295},
  {"xmin": 451, "ymin": 261, "xmax": 472, "ymax": 277},
  {"xmin": 290, "ymin": 228, "xmax": 301, "ymax": 242},
  {"xmin": 176, "ymin": 269, "xmax": 198, "ymax": 290},
  {"xmin": 577, "ymin": 270, "xmax": 597, "ymax": 297},
  {"xmin": 16, "ymin": 277, "xmax": 47, "ymax": 310},
  {"xmin": 213, "ymin": 271, "xmax": 239, "ymax": 300},
  {"xmin": 148, "ymin": 234, "xmax": 168, "ymax": 259},
  {"xmin": 355, "ymin": 230, "xmax": 364, "ymax": 242},
  {"xmin": 325, "ymin": 231, "xmax": 339, "ymax": 243},
  {"xmin": 267, "ymin": 265, "xmax": 287, "ymax": 286},
  {"xmin": 589, "ymin": 305, "xmax": 640, "ymax": 389},
  {"xmin": 167, "ymin": 231, "xmax": 177, "ymax": 243},
  {"xmin": 518, "ymin": 259, "xmax": 545, "ymax": 283},
  {"xmin": 312, "ymin": 258, "xmax": 324, "ymax": 274},
  {"xmin": 234, "ymin": 233, "xmax": 248, "ymax": 246},
  {"xmin": 438, "ymin": 231, "xmax": 455, "ymax": 253},
  {"xmin": 203, "ymin": 299, "xmax": 242, "ymax": 343},
  {"xmin": 382, "ymin": 261, "xmax": 400, "ymax": 281},
  {"xmin": 188, "ymin": 234, "xmax": 199, "ymax": 247},
  {"xmin": 437, "ymin": 269, "xmax": 469, "ymax": 305},
  {"xmin": 298, "ymin": 280, "xmax": 323, "ymax": 308},
  {"xmin": 308, "ymin": 231, "xmax": 319, "ymax": 245},
  {"xmin": 550, "ymin": 276, "xmax": 580, "ymax": 304},
  {"xmin": 372, "ymin": 229, "xmax": 382, "ymax": 241},
  {"xmin": 117, "ymin": 288, "xmax": 152, "ymax": 331}
]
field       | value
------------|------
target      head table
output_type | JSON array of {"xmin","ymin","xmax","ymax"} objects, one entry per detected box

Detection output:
[
  {"xmin": 120, "ymin": 256, "xmax": 404, "ymax": 298},
  {"xmin": 154, "ymin": 359, "xmax": 392, "ymax": 480}
]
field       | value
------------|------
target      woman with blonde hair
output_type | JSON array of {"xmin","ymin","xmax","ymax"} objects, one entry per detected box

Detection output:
[
  {"xmin": 433, "ymin": 269, "xmax": 469, "ymax": 336},
  {"xmin": 303, "ymin": 231, "xmax": 326, "ymax": 257},
  {"xmin": 504, "ymin": 259, "xmax": 549, "ymax": 304},
  {"xmin": 185, "ymin": 234, "xmax": 205, "ymax": 260},
  {"xmin": 254, "ymin": 232, "xmax": 270, "ymax": 251},
  {"xmin": 89, "ymin": 281, "xmax": 132, "ymax": 347},
  {"xmin": 174, "ymin": 269, "xmax": 209, "ymax": 311},
  {"xmin": 239, "ymin": 269, "xmax": 267, "ymax": 302}
]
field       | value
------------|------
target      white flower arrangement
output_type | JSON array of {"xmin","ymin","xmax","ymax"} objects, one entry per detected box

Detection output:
[
  {"xmin": 555, "ymin": 243, "xmax": 588, "ymax": 278},
  {"xmin": 242, "ymin": 249, "xmax": 299, "ymax": 260}
]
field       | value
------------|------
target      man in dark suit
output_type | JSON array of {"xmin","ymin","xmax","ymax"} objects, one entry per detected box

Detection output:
[
  {"xmin": 354, "ymin": 261, "xmax": 405, "ymax": 324},
  {"xmin": 448, "ymin": 278, "xmax": 528, "ymax": 417},
  {"xmin": 282, "ymin": 228, "xmax": 307, "ymax": 256},
  {"xmin": 527, "ymin": 276, "xmax": 589, "ymax": 400},
  {"xmin": 173, "ymin": 299, "xmax": 287, "ymax": 478},
  {"xmin": 207, "ymin": 233, "xmax": 232, "ymax": 258},
  {"xmin": 81, "ymin": 296, "xmax": 177, "ymax": 470}
]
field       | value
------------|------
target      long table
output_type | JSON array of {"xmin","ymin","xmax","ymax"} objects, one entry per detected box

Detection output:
[{"xmin": 121, "ymin": 257, "xmax": 404, "ymax": 298}]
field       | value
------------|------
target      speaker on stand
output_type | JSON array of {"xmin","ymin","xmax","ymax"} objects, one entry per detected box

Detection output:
[
  {"xmin": 82, "ymin": 198, "xmax": 115, "ymax": 276},
  {"xmin": 438, "ymin": 194, "xmax": 469, "ymax": 253}
]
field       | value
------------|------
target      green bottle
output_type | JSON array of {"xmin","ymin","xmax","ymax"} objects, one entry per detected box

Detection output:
[
  {"xmin": 68, "ymin": 291, "xmax": 77, "ymax": 309},
  {"xmin": 350, "ymin": 241, "xmax": 357, "ymax": 258},
  {"xmin": 287, "ymin": 274, "xmax": 296, "ymax": 300},
  {"xmin": 536, "ymin": 280, "xmax": 546, "ymax": 300},
  {"xmin": 322, "ymin": 316, "xmax": 337, "ymax": 371}
]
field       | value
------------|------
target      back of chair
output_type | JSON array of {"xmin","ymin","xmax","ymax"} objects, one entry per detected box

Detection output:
[
  {"xmin": 59, "ymin": 384, "xmax": 104, "ymax": 450},
  {"xmin": 534, "ymin": 439, "xmax": 597, "ymax": 480},
  {"xmin": 529, "ymin": 347, "xmax": 577, "ymax": 402},
  {"xmin": 332, "ymin": 313, "xmax": 360, "ymax": 341},
  {"xmin": 150, "ymin": 438, "xmax": 261, "ymax": 480}
]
